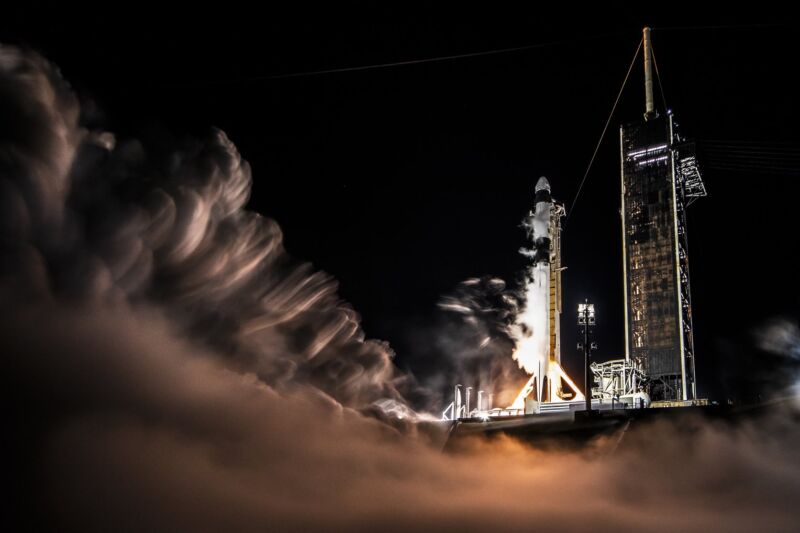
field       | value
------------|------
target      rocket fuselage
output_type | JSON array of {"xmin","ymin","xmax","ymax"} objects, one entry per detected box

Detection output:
[
  {"xmin": 529, "ymin": 177, "xmax": 553, "ymax": 403},
  {"xmin": 510, "ymin": 177, "xmax": 576, "ymax": 410}
]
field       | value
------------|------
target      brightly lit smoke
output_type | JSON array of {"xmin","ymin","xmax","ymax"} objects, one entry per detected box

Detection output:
[
  {"xmin": 0, "ymin": 44, "xmax": 420, "ymax": 422},
  {"xmin": 512, "ymin": 264, "xmax": 550, "ymax": 375},
  {"xmin": 434, "ymin": 277, "xmax": 524, "ymax": 407},
  {"xmin": 509, "ymin": 181, "xmax": 552, "ymax": 406},
  {"xmin": 758, "ymin": 320, "xmax": 800, "ymax": 405}
]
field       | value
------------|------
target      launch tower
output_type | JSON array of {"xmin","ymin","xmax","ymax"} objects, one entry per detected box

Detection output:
[{"xmin": 620, "ymin": 28, "xmax": 707, "ymax": 402}]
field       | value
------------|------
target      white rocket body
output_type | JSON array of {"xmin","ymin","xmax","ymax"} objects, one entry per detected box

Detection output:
[
  {"xmin": 510, "ymin": 177, "xmax": 586, "ymax": 412},
  {"xmin": 512, "ymin": 177, "xmax": 552, "ymax": 405},
  {"xmin": 529, "ymin": 178, "xmax": 552, "ymax": 403}
]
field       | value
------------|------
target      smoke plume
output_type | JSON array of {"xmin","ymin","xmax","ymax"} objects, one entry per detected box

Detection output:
[
  {"xmin": 0, "ymin": 44, "xmax": 411, "ymax": 416},
  {"xmin": 435, "ymin": 276, "xmax": 527, "ymax": 407},
  {"xmin": 3, "ymin": 45, "xmax": 800, "ymax": 532}
]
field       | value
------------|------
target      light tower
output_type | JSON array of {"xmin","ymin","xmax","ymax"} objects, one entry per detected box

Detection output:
[
  {"xmin": 577, "ymin": 300, "xmax": 597, "ymax": 413},
  {"xmin": 619, "ymin": 27, "xmax": 707, "ymax": 402}
]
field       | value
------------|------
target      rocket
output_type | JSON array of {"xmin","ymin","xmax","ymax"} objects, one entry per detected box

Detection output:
[
  {"xmin": 528, "ymin": 177, "xmax": 552, "ymax": 403},
  {"xmin": 510, "ymin": 176, "xmax": 584, "ymax": 411},
  {"xmin": 512, "ymin": 177, "xmax": 554, "ymax": 406}
]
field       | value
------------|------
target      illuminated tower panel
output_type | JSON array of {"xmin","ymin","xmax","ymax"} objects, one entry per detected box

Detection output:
[{"xmin": 621, "ymin": 114, "xmax": 693, "ymax": 401}]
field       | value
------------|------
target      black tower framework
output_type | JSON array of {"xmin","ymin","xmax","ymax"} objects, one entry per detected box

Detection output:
[{"xmin": 619, "ymin": 28, "xmax": 706, "ymax": 402}]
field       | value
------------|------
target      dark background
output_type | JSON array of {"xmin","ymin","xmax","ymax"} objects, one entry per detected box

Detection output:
[{"xmin": 3, "ymin": 4, "xmax": 799, "ymax": 402}]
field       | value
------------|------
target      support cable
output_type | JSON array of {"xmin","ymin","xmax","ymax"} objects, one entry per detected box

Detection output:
[
  {"xmin": 566, "ymin": 39, "xmax": 642, "ymax": 223},
  {"xmin": 651, "ymin": 44, "xmax": 668, "ymax": 111}
]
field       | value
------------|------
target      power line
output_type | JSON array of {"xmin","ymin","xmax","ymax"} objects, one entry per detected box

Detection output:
[
  {"xmin": 704, "ymin": 164, "xmax": 800, "ymax": 175},
  {"xmin": 166, "ymin": 23, "xmax": 791, "ymax": 87},
  {"xmin": 708, "ymin": 162, "xmax": 800, "ymax": 174},
  {"xmin": 703, "ymin": 150, "xmax": 800, "ymax": 156},
  {"xmin": 701, "ymin": 145, "xmax": 800, "ymax": 153},
  {"xmin": 702, "ymin": 146, "xmax": 800, "ymax": 155},
  {"xmin": 701, "ymin": 149, "xmax": 800, "ymax": 159},
  {"xmin": 566, "ymin": 39, "xmax": 643, "ymax": 224},
  {"xmin": 703, "ymin": 158, "xmax": 800, "ymax": 169},
  {"xmin": 701, "ymin": 144, "xmax": 800, "ymax": 153},
  {"xmin": 653, "ymin": 23, "xmax": 787, "ymax": 32},
  {"xmin": 702, "ymin": 153, "xmax": 800, "ymax": 163},
  {"xmin": 703, "ymin": 144, "xmax": 800, "ymax": 151},
  {"xmin": 176, "ymin": 34, "xmax": 618, "ymax": 87},
  {"xmin": 701, "ymin": 139, "xmax": 800, "ymax": 145}
]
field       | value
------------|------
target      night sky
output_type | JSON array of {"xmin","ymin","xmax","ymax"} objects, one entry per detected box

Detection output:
[{"xmin": 4, "ymin": 4, "xmax": 799, "ymax": 402}]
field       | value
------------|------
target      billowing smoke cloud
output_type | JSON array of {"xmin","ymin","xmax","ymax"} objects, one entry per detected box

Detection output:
[
  {"xmin": 3, "ymin": 45, "xmax": 800, "ymax": 532},
  {"xmin": 756, "ymin": 319, "xmax": 800, "ymax": 403},
  {"xmin": 713, "ymin": 318, "xmax": 800, "ymax": 407},
  {"xmin": 0, "ymin": 44, "xmax": 411, "ymax": 415},
  {"xmin": 5, "ymin": 304, "xmax": 800, "ymax": 532},
  {"xmin": 511, "ymin": 180, "xmax": 552, "ymax": 382},
  {"xmin": 435, "ymin": 277, "xmax": 527, "ymax": 407}
]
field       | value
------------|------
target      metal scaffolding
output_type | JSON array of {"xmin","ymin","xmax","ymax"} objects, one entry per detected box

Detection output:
[{"xmin": 620, "ymin": 114, "xmax": 705, "ymax": 402}]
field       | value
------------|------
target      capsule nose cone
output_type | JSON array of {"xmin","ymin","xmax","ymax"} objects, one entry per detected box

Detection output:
[{"xmin": 535, "ymin": 176, "xmax": 551, "ymax": 193}]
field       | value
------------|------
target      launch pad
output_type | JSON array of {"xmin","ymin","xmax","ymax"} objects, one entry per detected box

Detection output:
[
  {"xmin": 442, "ymin": 27, "xmax": 709, "ymax": 430},
  {"xmin": 444, "ymin": 401, "xmax": 723, "ymax": 453}
]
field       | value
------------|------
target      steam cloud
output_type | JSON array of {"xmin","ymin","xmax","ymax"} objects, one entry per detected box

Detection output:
[
  {"xmin": 0, "ymin": 45, "xmax": 410, "ymax": 415},
  {"xmin": 3, "ymin": 45, "xmax": 800, "ymax": 532},
  {"xmin": 434, "ymin": 277, "xmax": 527, "ymax": 407}
]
